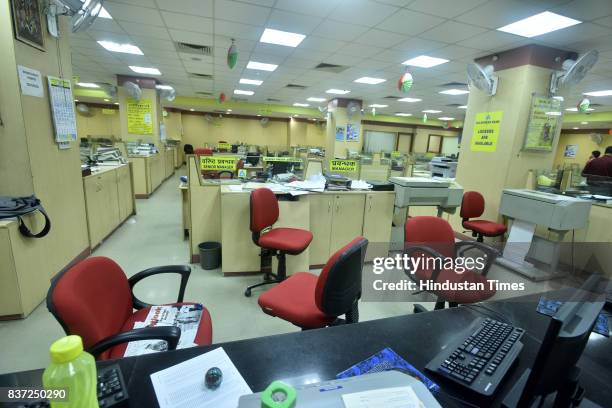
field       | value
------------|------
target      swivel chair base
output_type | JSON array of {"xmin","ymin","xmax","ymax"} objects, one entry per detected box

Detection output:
[{"xmin": 244, "ymin": 252, "xmax": 286, "ymax": 297}]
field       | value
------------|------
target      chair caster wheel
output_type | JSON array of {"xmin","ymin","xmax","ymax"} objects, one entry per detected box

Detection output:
[{"xmin": 244, "ymin": 289, "xmax": 252, "ymax": 297}]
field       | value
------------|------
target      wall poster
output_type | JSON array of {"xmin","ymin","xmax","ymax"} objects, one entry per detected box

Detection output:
[
  {"xmin": 470, "ymin": 111, "xmax": 503, "ymax": 152},
  {"xmin": 346, "ymin": 123, "xmax": 360, "ymax": 142},
  {"xmin": 523, "ymin": 94, "xmax": 562, "ymax": 151},
  {"xmin": 127, "ymin": 98, "xmax": 154, "ymax": 135}
]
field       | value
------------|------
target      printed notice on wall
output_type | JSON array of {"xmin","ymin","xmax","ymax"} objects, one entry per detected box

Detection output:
[
  {"xmin": 471, "ymin": 111, "xmax": 503, "ymax": 152},
  {"xmin": 127, "ymin": 98, "xmax": 154, "ymax": 135},
  {"xmin": 523, "ymin": 95, "xmax": 562, "ymax": 152},
  {"xmin": 18, "ymin": 65, "xmax": 44, "ymax": 97},
  {"xmin": 47, "ymin": 76, "xmax": 77, "ymax": 143}
]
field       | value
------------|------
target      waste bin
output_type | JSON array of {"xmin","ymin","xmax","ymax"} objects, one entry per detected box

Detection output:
[{"xmin": 198, "ymin": 242, "xmax": 221, "ymax": 270}]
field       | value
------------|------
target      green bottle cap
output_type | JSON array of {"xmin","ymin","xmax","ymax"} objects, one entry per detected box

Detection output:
[
  {"xmin": 261, "ymin": 381, "xmax": 296, "ymax": 408},
  {"xmin": 49, "ymin": 335, "xmax": 83, "ymax": 363}
]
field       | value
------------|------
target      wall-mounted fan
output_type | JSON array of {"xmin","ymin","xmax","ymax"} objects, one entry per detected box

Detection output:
[
  {"xmin": 347, "ymin": 101, "xmax": 361, "ymax": 120},
  {"xmin": 46, "ymin": 0, "xmax": 105, "ymax": 36},
  {"xmin": 318, "ymin": 106, "xmax": 328, "ymax": 115},
  {"xmin": 160, "ymin": 88, "xmax": 176, "ymax": 102},
  {"xmin": 123, "ymin": 81, "xmax": 142, "ymax": 102},
  {"xmin": 204, "ymin": 114, "xmax": 213, "ymax": 122},
  {"xmin": 550, "ymin": 50, "xmax": 598, "ymax": 94},
  {"xmin": 260, "ymin": 117, "xmax": 269, "ymax": 127},
  {"xmin": 590, "ymin": 133, "xmax": 603, "ymax": 145},
  {"xmin": 99, "ymin": 83, "xmax": 117, "ymax": 98},
  {"xmin": 76, "ymin": 103, "xmax": 91, "ymax": 116},
  {"xmin": 467, "ymin": 63, "xmax": 498, "ymax": 96}
]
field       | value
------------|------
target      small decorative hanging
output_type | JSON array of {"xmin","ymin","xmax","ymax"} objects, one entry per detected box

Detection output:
[
  {"xmin": 443, "ymin": 121, "xmax": 450, "ymax": 129},
  {"xmin": 398, "ymin": 71, "xmax": 413, "ymax": 93},
  {"xmin": 227, "ymin": 39, "xmax": 238, "ymax": 69},
  {"xmin": 423, "ymin": 113, "xmax": 428, "ymax": 123},
  {"xmin": 578, "ymin": 98, "xmax": 590, "ymax": 113},
  {"xmin": 371, "ymin": 107, "xmax": 376, "ymax": 117},
  {"xmin": 218, "ymin": 92, "xmax": 226, "ymax": 104}
]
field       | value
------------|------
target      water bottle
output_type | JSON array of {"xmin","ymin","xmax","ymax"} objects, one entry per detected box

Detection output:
[{"xmin": 42, "ymin": 335, "xmax": 99, "ymax": 408}]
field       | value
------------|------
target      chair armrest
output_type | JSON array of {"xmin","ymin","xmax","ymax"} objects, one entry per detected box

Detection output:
[
  {"xmin": 87, "ymin": 326, "xmax": 181, "ymax": 358},
  {"xmin": 404, "ymin": 245, "xmax": 447, "ymax": 283},
  {"xmin": 128, "ymin": 265, "xmax": 191, "ymax": 309},
  {"xmin": 455, "ymin": 240, "xmax": 501, "ymax": 276}
]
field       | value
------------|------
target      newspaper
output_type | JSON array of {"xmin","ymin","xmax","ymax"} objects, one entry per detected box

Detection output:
[{"xmin": 124, "ymin": 304, "xmax": 204, "ymax": 357}]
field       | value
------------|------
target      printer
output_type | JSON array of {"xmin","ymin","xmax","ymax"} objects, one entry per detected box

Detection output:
[
  {"xmin": 389, "ymin": 176, "xmax": 464, "ymax": 216},
  {"xmin": 429, "ymin": 156, "xmax": 458, "ymax": 178},
  {"xmin": 497, "ymin": 189, "xmax": 592, "ymax": 281}
]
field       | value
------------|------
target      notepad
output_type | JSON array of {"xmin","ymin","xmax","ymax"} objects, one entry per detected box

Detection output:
[{"xmin": 342, "ymin": 386, "xmax": 425, "ymax": 408}]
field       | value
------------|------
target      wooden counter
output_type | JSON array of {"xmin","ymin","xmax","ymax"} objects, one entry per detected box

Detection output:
[
  {"xmin": 129, "ymin": 154, "xmax": 165, "ymax": 198},
  {"xmin": 186, "ymin": 157, "xmax": 395, "ymax": 275},
  {"xmin": 82, "ymin": 164, "xmax": 136, "ymax": 248}
]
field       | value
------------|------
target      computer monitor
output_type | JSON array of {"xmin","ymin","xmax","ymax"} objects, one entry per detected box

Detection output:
[{"xmin": 502, "ymin": 276, "xmax": 606, "ymax": 407}]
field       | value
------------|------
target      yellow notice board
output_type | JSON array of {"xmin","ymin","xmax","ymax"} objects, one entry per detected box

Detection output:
[
  {"xmin": 471, "ymin": 111, "xmax": 503, "ymax": 152},
  {"xmin": 329, "ymin": 159, "xmax": 357, "ymax": 172},
  {"xmin": 127, "ymin": 98, "xmax": 153, "ymax": 135},
  {"xmin": 523, "ymin": 95, "xmax": 562, "ymax": 151},
  {"xmin": 217, "ymin": 142, "xmax": 231, "ymax": 150},
  {"xmin": 200, "ymin": 156, "xmax": 238, "ymax": 171},
  {"xmin": 102, "ymin": 108, "xmax": 116, "ymax": 115}
]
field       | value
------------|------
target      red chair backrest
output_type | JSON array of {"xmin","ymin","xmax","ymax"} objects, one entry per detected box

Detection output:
[
  {"xmin": 460, "ymin": 191, "xmax": 485, "ymax": 219},
  {"xmin": 250, "ymin": 188, "xmax": 279, "ymax": 233},
  {"xmin": 195, "ymin": 148, "xmax": 213, "ymax": 156},
  {"xmin": 315, "ymin": 237, "xmax": 368, "ymax": 316},
  {"xmin": 47, "ymin": 257, "xmax": 133, "ymax": 354},
  {"xmin": 404, "ymin": 216, "xmax": 456, "ymax": 259}
]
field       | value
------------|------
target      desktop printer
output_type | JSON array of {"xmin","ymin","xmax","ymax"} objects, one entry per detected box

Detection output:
[
  {"xmin": 430, "ymin": 156, "xmax": 458, "ymax": 178},
  {"xmin": 324, "ymin": 173, "xmax": 351, "ymax": 190}
]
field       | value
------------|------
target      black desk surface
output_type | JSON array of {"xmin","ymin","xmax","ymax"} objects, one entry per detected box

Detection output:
[{"xmin": 1, "ymin": 291, "xmax": 611, "ymax": 407}]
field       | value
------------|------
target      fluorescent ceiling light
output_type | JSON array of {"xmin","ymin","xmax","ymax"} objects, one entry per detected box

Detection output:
[
  {"xmin": 497, "ymin": 11, "xmax": 581, "ymax": 38},
  {"xmin": 354, "ymin": 77, "xmax": 386, "ymax": 85},
  {"xmin": 565, "ymin": 107, "xmax": 578, "ymax": 112},
  {"xmin": 573, "ymin": 127, "xmax": 579, "ymax": 129},
  {"xmin": 398, "ymin": 97, "xmax": 422, "ymax": 103},
  {"xmin": 369, "ymin": 104, "xmax": 388, "ymax": 108},
  {"xmin": 553, "ymin": 96, "xmax": 564, "ymax": 101},
  {"xmin": 227, "ymin": 109, "xmax": 232, "ymax": 112},
  {"xmin": 438, "ymin": 116, "xmax": 455, "ymax": 121},
  {"xmin": 190, "ymin": 108, "xmax": 195, "ymax": 111},
  {"xmin": 74, "ymin": 99, "xmax": 79, "ymax": 102},
  {"xmin": 239, "ymin": 78, "xmax": 263, "ymax": 86},
  {"xmin": 458, "ymin": 105, "xmax": 467, "ymax": 109},
  {"xmin": 260, "ymin": 28, "xmax": 305, "ymax": 47},
  {"xmin": 103, "ymin": 98, "xmax": 109, "ymax": 102},
  {"xmin": 155, "ymin": 84, "xmax": 173, "ymax": 90},
  {"xmin": 326, "ymin": 89, "xmax": 350, "ymax": 95},
  {"xmin": 129, "ymin": 66, "xmax": 161, "ymax": 75},
  {"xmin": 246, "ymin": 61, "xmax": 278, "ymax": 71},
  {"xmin": 545, "ymin": 111, "xmax": 562, "ymax": 116},
  {"xmin": 307, "ymin": 97, "xmax": 326, "ymax": 102},
  {"xmin": 581, "ymin": 121, "xmax": 588, "ymax": 125},
  {"xmin": 84, "ymin": 1, "xmax": 112, "ymax": 19},
  {"xmin": 114, "ymin": 102, "xmax": 119, "ymax": 105},
  {"xmin": 423, "ymin": 109, "xmax": 442, "ymax": 113},
  {"xmin": 76, "ymin": 82, "xmax": 99, "ymax": 88},
  {"xmin": 293, "ymin": 103, "xmax": 310, "ymax": 107},
  {"xmin": 402, "ymin": 55, "xmax": 448, "ymax": 68},
  {"xmin": 234, "ymin": 89, "xmax": 254, "ymax": 95},
  {"xmin": 439, "ymin": 89, "xmax": 469, "ymax": 95},
  {"xmin": 583, "ymin": 90, "xmax": 612, "ymax": 96},
  {"xmin": 97, "ymin": 41, "xmax": 143, "ymax": 55},
  {"xmin": 395, "ymin": 113, "xmax": 412, "ymax": 117}
]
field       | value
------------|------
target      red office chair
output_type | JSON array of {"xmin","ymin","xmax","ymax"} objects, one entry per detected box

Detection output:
[
  {"xmin": 258, "ymin": 237, "xmax": 368, "ymax": 329},
  {"xmin": 405, "ymin": 216, "xmax": 499, "ymax": 310},
  {"xmin": 195, "ymin": 148, "xmax": 213, "ymax": 156},
  {"xmin": 460, "ymin": 191, "xmax": 507, "ymax": 242},
  {"xmin": 244, "ymin": 188, "xmax": 313, "ymax": 297},
  {"xmin": 47, "ymin": 257, "xmax": 213, "ymax": 360}
]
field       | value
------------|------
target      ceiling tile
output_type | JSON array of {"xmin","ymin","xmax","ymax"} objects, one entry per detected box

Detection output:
[
  {"xmin": 274, "ymin": 0, "xmax": 342, "ymax": 18},
  {"xmin": 419, "ymin": 21, "xmax": 488, "ymax": 43},
  {"xmin": 407, "ymin": 0, "xmax": 489, "ymax": 18},
  {"xmin": 214, "ymin": 0, "xmax": 271, "ymax": 26},
  {"xmin": 594, "ymin": 16, "xmax": 612, "ymax": 29},
  {"xmin": 87, "ymin": 30, "xmax": 133, "ymax": 44},
  {"xmin": 330, "ymin": 0, "xmax": 399, "ymax": 27},
  {"xmin": 435, "ymin": 44, "xmax": 485, "ymax": 59},
  {"xmin": 104, "ymin": 2, "xmax": 165, "ymax": 26},
  {"xmin": 88, "ymin": 19, "xmax": 126, "ymax": 34},
  {"xmin": 392, "ymin": 37, "xmax": 447, "ymax": 53},
  {"xmin": 340, "ymin": 43, "xmax": 384, "ymax": 58},
  {"xmin": 168, "ymin": 30, "xmax": 213, "ymax": 46},
  {"xmin": 535, "ymin": 23, "xmax": 612, "ymax": 47},
  {"xmin": 290, "ymin": 48, "xmax": 333, "ymax": 61},
  {"xmin": 121, "ymin": 24, "xmax": 171, "ymax": 40},
  {"xmin": 376, "ymin": 9, "xmax": 444, "ymax": 36},
  {"xmin": 552, "ymin": 0, "xmax": 612, "ymax": 22},
  {"xmin": 312, "ymin": 20, "xmax": 370, "ymax": 41},
  {"xmin": 355, "ymin": 29, "xmax": 406, "ymax": 47},
  {"xmin": 156, "ymin": 0, "xmax": 213, "ymax": 16},
  {"xmin": 299, "ymin": 36, "xmax": 347, "ymax": 52},
  {"xmin": 132, "ymin": 36, "xmax": 176, "ymax": 51},
  {"xmin": 266, "ymin": 10, "xmax": 323, "ymax": 34},
  {"xmin": 161, "ymin": 12, "xmax": 213, "ymax": 33},
  {"xmin": 456, "ymin": 30, "xmax": 527, "ymax": 50},
  {"xmin": 213, "ymin": 21, "xmax": 263, "ymax": 40}
]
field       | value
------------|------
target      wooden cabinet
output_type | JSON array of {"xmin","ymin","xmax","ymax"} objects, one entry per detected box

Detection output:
[
  {"xmin": 329, "ymin": 194, "xmax": 365, "ymax": 254},
  {"xmin": 309, "ymin": 195, "xmax": 334, "ymax": 265},
  {"xmin": 362, "ymin": 193, "xmax": 395, "ymax": 261},
  {"xmin": 149, "ymin": 154, "xmax": 164, "ymax": 192},
  {"xmin": 164, "ymin": 148, "xmax": 174, "ymax": 179},
  {"xmin": 83, "ymin": 165, "xmax": 135, "ymax": 248}
]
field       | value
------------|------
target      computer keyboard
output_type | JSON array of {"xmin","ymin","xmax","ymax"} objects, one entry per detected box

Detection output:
[{"xmin": 426, "ymin": 317, "xmax": 525, "ymax": 397}]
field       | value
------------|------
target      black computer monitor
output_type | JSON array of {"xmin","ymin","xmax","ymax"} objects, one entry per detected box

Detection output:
[{"xmin": 503, "ymin": 276, "xmax": 606, "ymax": 407}]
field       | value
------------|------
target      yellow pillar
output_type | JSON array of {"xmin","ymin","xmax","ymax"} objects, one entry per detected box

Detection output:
[
  {"xmin": 325, "ymin": 98, "xmax": 364, "ymax": 160},
  {"xmin": 117, "ymin": 76, "xmax": 163, "ymax": 146}
]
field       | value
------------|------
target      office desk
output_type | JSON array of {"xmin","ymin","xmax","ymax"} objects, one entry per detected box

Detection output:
[{"xmin": 2, "ymin": 292, "xmax": 610, "ymax": 407}]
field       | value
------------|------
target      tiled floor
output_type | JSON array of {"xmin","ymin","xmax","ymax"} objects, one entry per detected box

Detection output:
[{"xmin": 0, "ymin": 169, "xmax": 575, "ymax": 375}]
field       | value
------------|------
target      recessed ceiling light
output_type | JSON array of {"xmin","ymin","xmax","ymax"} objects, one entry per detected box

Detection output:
[
  {"xmin": 257, "ymin": 114, "xmax": 262, "ymax": 116},
  {"xmin": 114, "ymin": 102, "xmax": 119, "ymax": 105},
  {"xmin": 307, "ymin": 97, "xmax": 326, "ymax": 102},
  {"xmin": 423, "ymin": 109, "xmax": 442, "ymax": 113},
  {"xmin": 545, "ymin": 111, "xmax": 562, "ymax": 116},
  {"xmin": 74, "ymin": 99, "xmax": 79, "ymax": 102},
  {"xmin": 497, "ymin": 11, "xmax": 581, "ymax": 38},
  {"xmin": 395, "ymin": 113, "xmax": 412, "ymax": 117},
  {"xmin": 583, "ymin": 90, "xmax": 612, "ymax": 96},
  {"xmin": 129, "ymin": 66, "xmax": 161, "ymax": 75},
  {"xmin": 326, "ymin": 89, "xmax": 350, "ymax": 95},
  {"xmin": 246, "ymin": 61, "xmax": 278, "ymax": 71},
  {"xmin": 103, "ymin": 98, "xmax": 110, "ymax": 102},
  {"xmin": 155, "ymin": 84, "xmax": 173, "ymax": 90},
  {"xmin": 239, "ymin": 78, "xmax": 263, "ymax": 86},
  {"xmin": 190, "ymin": 108, "xmax": 195, "ymax": 111},
  {"xmin": 402, "ymin": 55, "xmax": 448, "ymax": 68},
  {"xmin": 439, "ymin": 89, "xmax": 469, "ymax": 95},
  {"xmin": 398, "ymin": 97, "xmax": 422, "ymax": 103},
  {"xmin": 565, "ymin": 107, "xmax": 578, "ymax": 112},
  {"xmin": 77, "ymin": 82, "xmax": 99, "ymax": 88},
  {"xmin": 573, "ymin": 127, "xmax": 579, "ymax": 130},
  {"xmin": 458, "ymin": 105, "xmax": 467, "ymax": 109},
  {"xmin": 234, "ymin": 89, "xmax": 254, "ymax": 95},
  {"xmin": 97, "ymin": 41, "xmax": 143, "ymax": 55},
  {"xmin": 581, "ymin": 121, "xmax": 588, "ymax": 125},
  {"xmin": 438, "ymin": 116, "xmax": 455, "ymax": 121},
  {"xmin": 552, "ymin": 96, "xmax": 564, "ymax": 101},
  {"xmin": 369, "ymin": 104, "xmax": 388, "ymax": 108},
  {"xmin": 354, "ymin": 77, "xmax": 386, "ymax": 85},
  {"xmin": 293, "ymin": 103, "xmax": 309, "ymax": 107},
  {"xmin": 260, "ymin": 28, "xmax": 305, "ymax": 47},
  {"xmin": 293, "ymin": 114, "xmax": 299, "ymax": 117},
  {"xmin": 227, "ymin": 109, "xmax": 232, "ymax": 112}
]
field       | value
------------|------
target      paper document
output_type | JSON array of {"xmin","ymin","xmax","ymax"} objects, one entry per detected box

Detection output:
[
  {"xmin": 151, "ymin": 347, "xmax": 252, "ymax": 408},
  {"xmin": 228, "ymin": 185, "xmax": 243, "ymax": 192},
  {"xmin": 502, "ymin": 220, "xmax": 536, "ymax": 264},
  {"xmin": 350, "ymin": 180, "xmax": 372, "ymax": 190},
  {"xmin": 342, "ymin": 386, "xmax": 425, "ymax": 408}
]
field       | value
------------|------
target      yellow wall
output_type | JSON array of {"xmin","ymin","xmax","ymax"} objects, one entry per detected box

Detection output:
[
  {"xmin": 553, "ymin": 131, "xmax": 612, "ymax": 169},
  {"xmin": 76, "ymin": 106, "xmax": 121, "ymax": 140},
  {"xmin": 359, "ymin": 123, "xmax": 460, "ymax": 154},
  {"xmin": 163, "ymin": 110, "xmax": 183, "ymax": 141},
  {"xmin": 289, "ymin": 119, "xmax": 326, "ymax": 147}
]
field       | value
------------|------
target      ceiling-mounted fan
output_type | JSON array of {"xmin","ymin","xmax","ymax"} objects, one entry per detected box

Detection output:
[
  {"xmin": 46, "ymin": 0, "xmax": 106, "ymax": 36},
  {"xmin": 550, "ymin": 50, "xmax": 598, "ymax": 95},
  {"xmin": 466, "ymin": 63, "xmax": 498, "ymax": 96},
  {"xmin": 123, "ymin": 81, "xmax": 142, "ymax": 102}
]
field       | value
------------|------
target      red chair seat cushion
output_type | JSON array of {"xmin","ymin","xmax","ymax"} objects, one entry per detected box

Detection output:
[
  {"xmin": 414, "ymin": 268, "xmax": 496, "ymax": 304},
  {"xmin": 463, "ymin": 220, "xmax": 506, "ymax": 237},
  {"xmin": 258, "ymin": 228, "xmax": 313, "ymax": 254},
  {"xmin": 258, "ymin": 272, "xmax": 335, "ymax": 329},
  {"xmin": 108, "ymin": 302, "xmax": 213, "ymax": 360}
]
